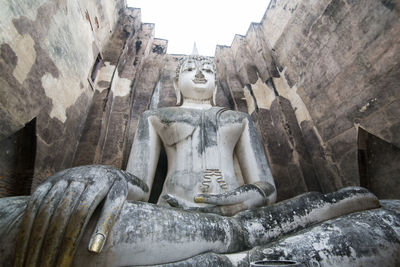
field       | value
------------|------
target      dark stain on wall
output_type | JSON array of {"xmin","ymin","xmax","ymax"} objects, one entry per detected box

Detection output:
[
  {"xmin": 0, "ymin": 118, "xmax": 36, "ymax": 197},
  {"xmin": 0, "ymin": 44, "xmax": 22, "ymax": 137},
  {"xmin": 358, "ymin": 128, "xmax": 400, "ymax": 199},
  {"xmin": 148, "ymin": 147, "xmax": 168, "ymax": 204},
  {"xmin": 0, "ymin": 44, "xmax": 17, "ymax": 67},
  {"xmin": 152, "ymin": 44, "xmax": 165, "ymax": 55},
  {"xmin": 380, "ymin": 0, "xmax": 395, "ymax": 11},
  {"xmin": 135, "ymin": 40, "xmax": 142, "ymax": 53}
]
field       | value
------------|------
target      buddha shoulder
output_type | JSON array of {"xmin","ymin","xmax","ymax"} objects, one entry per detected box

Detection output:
[
  {"xmin": 141, "ymin": 108, "xmax": 201, "ymax": 146},
  {"xmin": 141, "ymin": 107, "xmax": 201, "ymax": 124},
  {"xmin": 217, "ymin": 109, "xmax": 252, "ymax": 125},
  {"xmin": 140, "ymin": 108, "xmax": 250, "ymax": 125}
]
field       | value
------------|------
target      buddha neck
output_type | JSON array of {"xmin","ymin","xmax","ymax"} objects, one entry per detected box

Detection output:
[{"xmin": 180, "ymin": 97, "xmax": 212, "ymax": 110}]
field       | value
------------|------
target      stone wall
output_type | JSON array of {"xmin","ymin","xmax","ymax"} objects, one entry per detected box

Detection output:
[
  {"xmin": 0, "ymin": 0, "xmax": 125, "ymax": 196},
  {"xmin": 73, "ymin": 10, "xmax": 169, "ymax": 171},
  {"xmin": 358, "ymin": 127, "xmax": 400, "ymax": 199},
  {"xmin": 215, "ymin": 0, "xmax": 400, "ymax": 200},
  {"xmin": 1, "ymin": 0, "xmax": 399, "ymax": 201}
]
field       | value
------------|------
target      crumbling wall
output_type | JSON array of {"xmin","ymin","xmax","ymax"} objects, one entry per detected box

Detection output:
[
  {"xmin": 274, "ymin": 0, "xmax": 400, "ymax": 189},
  {"xmin": 0, "ymin": 0, "xmax": 125, "ymax": 196},
  {"xmin": 358, "ymin": 127, "xmax": 400, "ymax": 199},
  {"xmin": 73, "ymin": 9, "xmax": 169, "ymax": 171},
  {"xmin": 1, "ymin": 0, "xmax": 399, "ymax": 201},
  {"xmin": 215, "ymin": 0, "xmax": 400, "ymax": 200}
]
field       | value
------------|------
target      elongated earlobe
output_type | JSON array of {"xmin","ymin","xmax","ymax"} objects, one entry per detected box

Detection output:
[
  {"xmin": 212, "ymin": 85, "xmax": 217, "ymax": 106},
  {"xmin": 176, "ymin": 91, "xmax": 182, "ymax": 105},
  {"xmin": 173, "ymin": 77, "xmax": 181, "ymax": 105}
]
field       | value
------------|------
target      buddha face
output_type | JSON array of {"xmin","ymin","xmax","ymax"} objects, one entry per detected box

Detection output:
[{"xmin": 175, "ymin": 56, "xmax": 216, "ymax": 102}]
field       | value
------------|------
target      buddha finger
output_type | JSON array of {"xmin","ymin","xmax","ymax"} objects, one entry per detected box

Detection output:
[
  {"xmin": 194, "ymin": 185, "xmax": 257, "ymax": 205},
  {"xmin": 24, "ymin": 180, "xmax": 69, "ymax": 266},
  {"xmin": 47, "ymin": 167, "xmax": 74, "ymax": 181},
  {"xmin": 194, "ymin": 193, "xmax": 241, "ymax": 205},
  {"xmin": 40, "ymin": 181, "xmax": 86, "ymax": 267},
  {"xmin": 188, "ymin": 205, "xmax": 224, "ymax": 215},
  {"xmin": 195, "ymin": 203, "xmax": 249, "ymax": 216},
  {"xmin": 162, "ymin": 194, "xmax": 192, "ymax": 209},
  {"xmin": 55, "ymin": 177, "xmax": 115, "ymax": 267},
  {"xmin": 162, "ymin": 194, "xmax": 183, "ymax": 208},
  {"xmin": 89, "ymin": 176, "xmax": 128, "ymax": 253},
  {"xmin": 13, "ymin": 182, "xmax": 52, "ymax": 267},
  {"xmin": 121, "ymin": 170, "xmax": 149, "ymax": 193}
]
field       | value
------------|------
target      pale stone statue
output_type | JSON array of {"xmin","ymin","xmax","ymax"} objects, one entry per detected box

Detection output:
[
  {"xmin": 125, "ymin": 54, "xmax": 276, "ymax": 215},
  {"xmin": 1, "ymin": 52, "xmax": 400, "ymax": 267}
]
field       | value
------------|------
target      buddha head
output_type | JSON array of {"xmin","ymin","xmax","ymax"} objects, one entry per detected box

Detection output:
[{"xmin": 174, "ymin": 55, "xmax": 217, "ymax": 106}]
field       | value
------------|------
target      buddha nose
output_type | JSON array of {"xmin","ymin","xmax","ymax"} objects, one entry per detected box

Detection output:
[{"xmin": 195, "ymin": 69, "xmax": 205, "ymax": 79}]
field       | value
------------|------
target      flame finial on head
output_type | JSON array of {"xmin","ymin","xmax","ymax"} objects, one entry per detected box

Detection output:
[{"xmin": 191, "ymin": 42, "xmax": 199, "ymax": 56}]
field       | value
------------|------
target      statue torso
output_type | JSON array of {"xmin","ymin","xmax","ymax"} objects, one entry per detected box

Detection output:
[{"xmin": 147, "ymin": 107, "xmax": 248, "ymax": 206}]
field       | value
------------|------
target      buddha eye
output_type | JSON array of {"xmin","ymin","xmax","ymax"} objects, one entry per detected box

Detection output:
[
  {"xmin": 183, "ymin": 64, "xmax": 195, "ymax": 72},
  {"xmin": 203, "ymin": 68, "xmax": 213, "ymax": 73}
]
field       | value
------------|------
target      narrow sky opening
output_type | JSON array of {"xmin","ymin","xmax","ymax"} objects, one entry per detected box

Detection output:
[{"xmin": 127, "ymin": 0, "xmax": 271, "ymax": 56}]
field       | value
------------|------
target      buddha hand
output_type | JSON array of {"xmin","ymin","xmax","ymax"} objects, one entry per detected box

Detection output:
[
  {"xmin": 193, "ymin": 182, "xmax": 276, "ymax": 216},
  {"xmin": 13, "ymin": 165, "xmax": 148, "ymax": 267}
]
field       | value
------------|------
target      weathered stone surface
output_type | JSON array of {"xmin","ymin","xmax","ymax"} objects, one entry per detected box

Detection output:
[
  {"xmin": 215, "ymin": 80, "xmax": 235, "ymax": 109},
  {"xmin": 0, "ymin": 0, "xmax": 399, "ymax": 265},
  {"xmin": 0, "ymin": 0, "xmax": 399, "ymax": 219},
  {"xmin": 358, "ymin": 128, "xmax": 400, "ymax": 199},
  {"xmin": 157, "ymin": 54, "xmax": 183, "ymax": 108},
  {"xmin": 327, "ymin": 127, "xmax": 359, "ymax": 187},
  {"xmin": 215, "ymin": 46, "xmax": 248, "ymax": 113},
  {"xmin": 100, "ymin": 20, "xmax": 158, "ymax": 168},
  {"xmin": 156, "ymin": 252, "xmax": 232, "ymax": 267},
  {"xmin": 246, "ymin": 200, "xmax": 400, "ymax": 266},
  {"xmin": 261, "ymin": 0, "xmax": 301, "ymax": 48},
  {"xmin": 73, "ymin": 8, "xmax": 142, "ymax": 168},
  {"xmin": 0, "ymin": 0, "xmax": 125, "ymax": 193},
  {"xmin": 33, "ymin": 92, "xmax": 91, "ymax": 189},
  {"xmin": 274, "ymin": 0, "xmax": 400, "ymax": 143},
  {"xmin": 122, "ymin": 38, "xmax": 167, "ymax": 168},
  {"xmin": 214, "ymin": 0, "xmax": 400, "ymax": 197},
  {"xmin": 0, "ymin": 119, "xmax": 35, "ymax": 197},
  {"xmin": 300, "ymin": 120, "xmax": 342, "ymax": 192},
  {"xmin": 101, "ymin": 7, "xmax": 141, "ymax": 65},
  {"xmin": 73, "ymin": 89, "xmax": 111, "ymax": 166},
  {"xmin": 72, "ymin": 11, "xmax": 169, "ymax": 170}
]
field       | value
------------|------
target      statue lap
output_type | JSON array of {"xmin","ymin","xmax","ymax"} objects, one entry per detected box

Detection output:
[
  {"xmin": 1, "ymin": 188, "xmax": 399, "ymax": 266},
  {"xmin": 154, "ymin": 200, "xmax": 400, "ymax": 267}
]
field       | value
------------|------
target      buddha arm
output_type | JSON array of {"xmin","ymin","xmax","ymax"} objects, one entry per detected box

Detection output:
[
  {"xmin": 126, "ymin": 110, "xmax": 161, "ymax": 201},
  {"xmin": 234, "ymin": 115, "xmax": 276, "ymax": 203}
]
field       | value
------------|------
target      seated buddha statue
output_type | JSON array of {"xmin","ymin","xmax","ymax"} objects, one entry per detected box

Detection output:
[{"xmin": 0, "ymin": 52, "xmax": 399, "ymax": 267}]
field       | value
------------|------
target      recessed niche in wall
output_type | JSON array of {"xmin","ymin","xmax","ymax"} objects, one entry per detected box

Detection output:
[
  {"xmin": 358, "ymin": 127, "xmax": 400, "ymax": 199},
  {"xmin": 88, "ymin": 53, "xmax": 103, "ymax": 90},
  {"xmin": 0, "ymin": 118, "xmax": 36, "ymax": 197}
]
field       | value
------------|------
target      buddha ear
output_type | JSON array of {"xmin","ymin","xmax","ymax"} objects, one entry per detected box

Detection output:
[
  {"xmin": 212, "ymin": 84, "xmax": 217, "ymax": 106},
  {"xmin": 173, "ymin": 77, "xmax": 181, "ymax": 105}
]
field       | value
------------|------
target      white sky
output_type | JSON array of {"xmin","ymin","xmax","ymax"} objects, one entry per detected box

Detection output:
[{"xmin": 126, "ymin": 0, "xmax": 271, "ymax": 56}]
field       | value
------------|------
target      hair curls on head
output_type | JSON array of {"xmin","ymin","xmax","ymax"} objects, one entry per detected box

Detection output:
[{"xmin": 175, "ymin": 55, "xmax": 216, "ymax": 80}]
